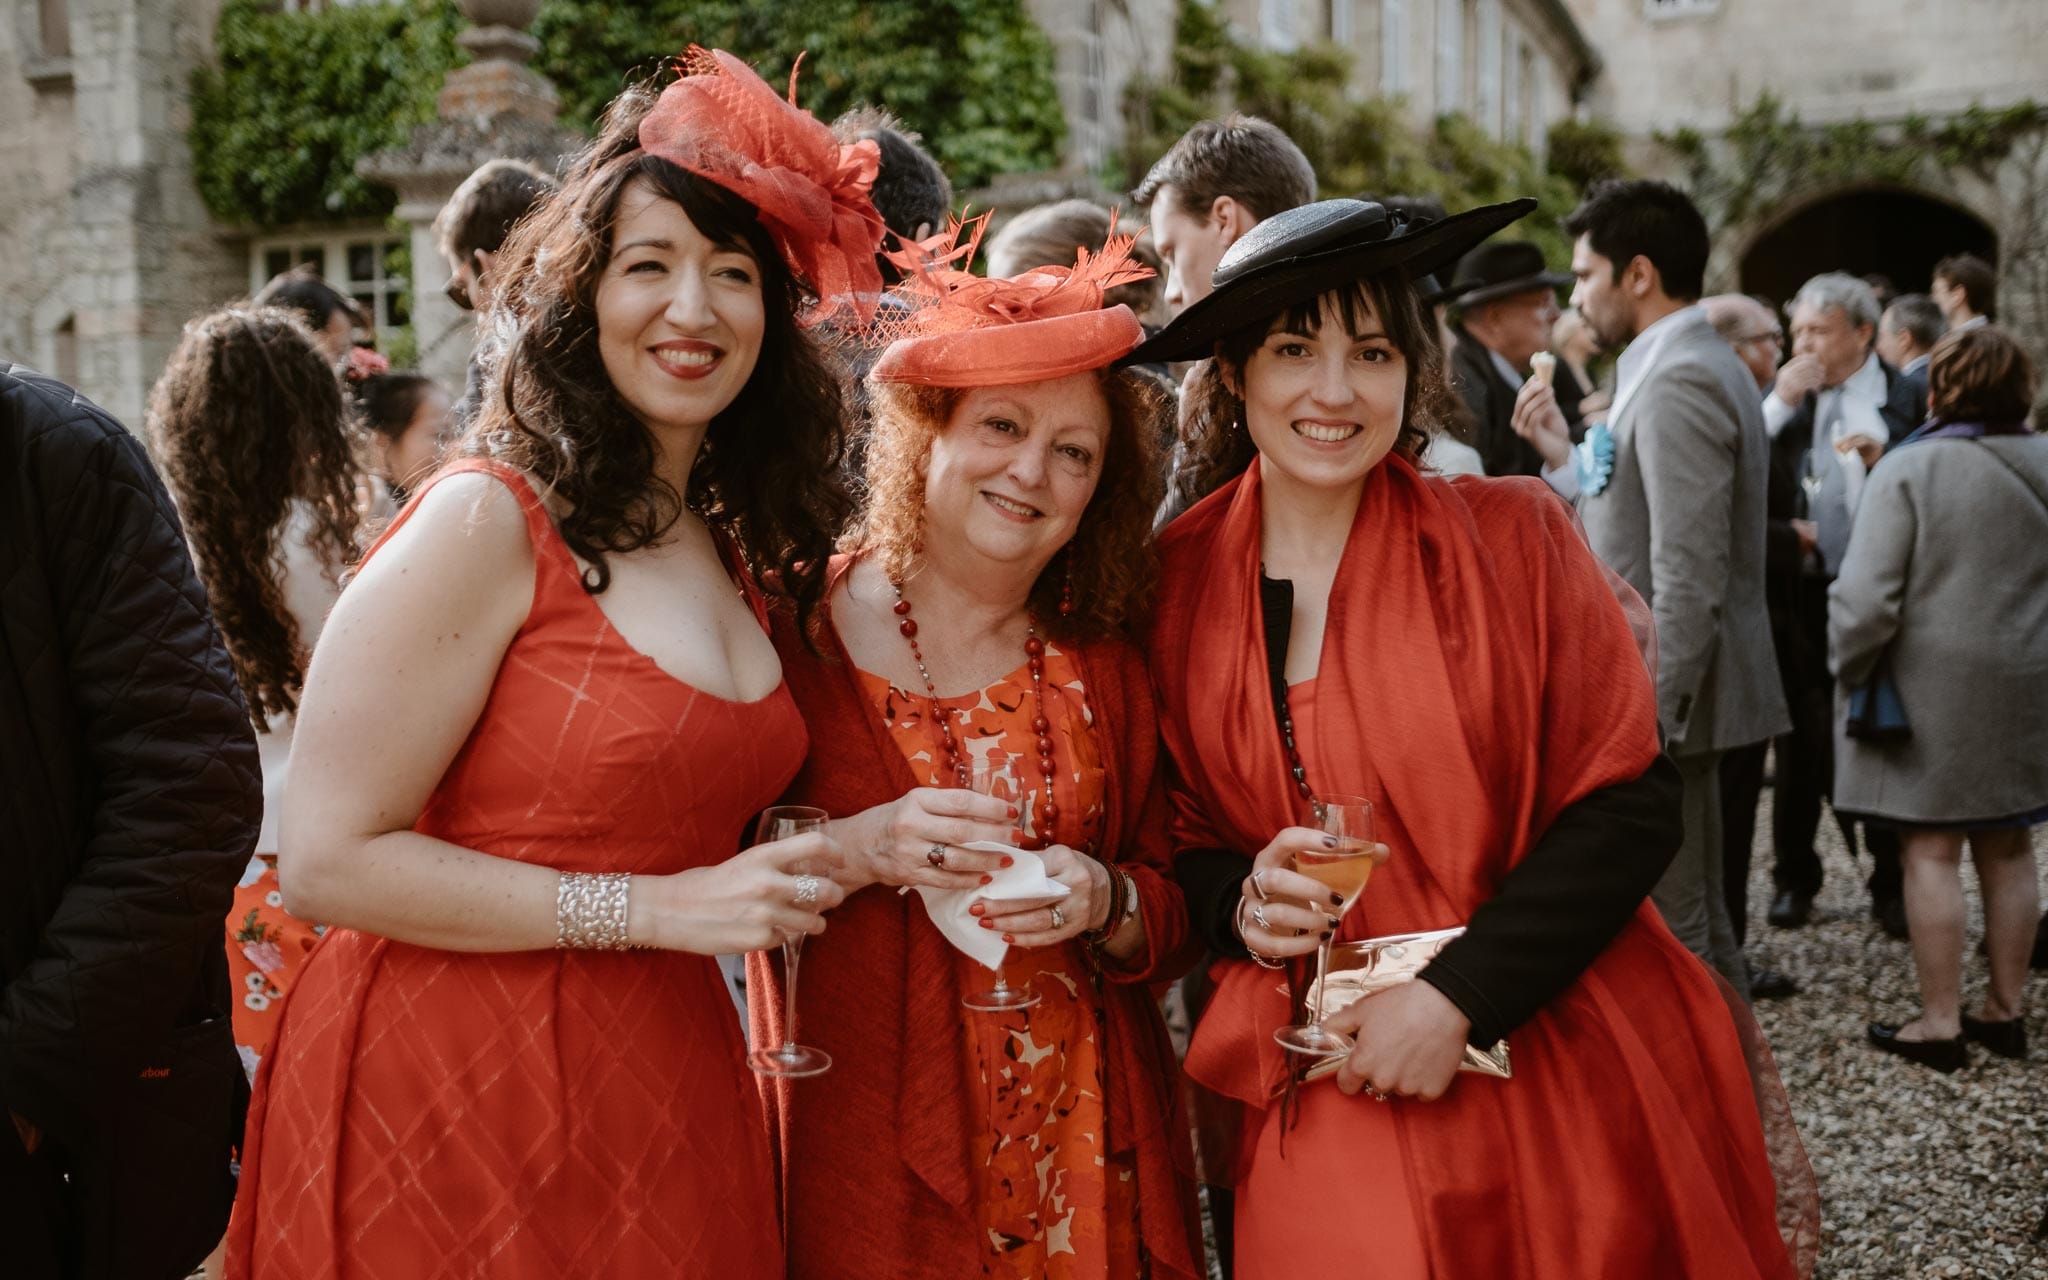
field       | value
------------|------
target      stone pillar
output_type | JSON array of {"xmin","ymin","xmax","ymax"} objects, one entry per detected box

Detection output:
[{"xmin": 357, "ymin": 0, "xmax": 579, "ymax": 393}]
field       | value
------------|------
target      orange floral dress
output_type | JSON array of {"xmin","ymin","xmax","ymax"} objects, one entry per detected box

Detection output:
[{"xmin": 859, "ymin": 643, "xmax": 1143, "ymax": 1279}]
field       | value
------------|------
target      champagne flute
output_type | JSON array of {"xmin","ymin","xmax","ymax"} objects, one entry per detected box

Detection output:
[
  {"xmin": 960, "ymin": 754, "xmax": 1041, "ymax": 1013},
  {"xmin": 747, "ymin": 805, "xmax": 833, "ymax": 1078},
  {"xmin": 1274, "ymin": 794, "xmax": 1381, "ymax": 1057}
]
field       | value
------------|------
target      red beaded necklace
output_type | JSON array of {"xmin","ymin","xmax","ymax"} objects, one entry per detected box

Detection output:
[{"xmin": 892, "ymin": 582, "xmax": 1060, "ymax": 837}]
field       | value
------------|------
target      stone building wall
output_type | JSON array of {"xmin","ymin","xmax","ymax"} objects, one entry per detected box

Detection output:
[{"xmin": 2, "ymin": 0, "xmax": 244, "ymax": 429}]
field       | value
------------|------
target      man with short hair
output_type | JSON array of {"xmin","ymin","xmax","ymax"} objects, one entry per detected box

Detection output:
[
  {"xmin": 1132, "ymin": 114, "xmax": 1316, "ymax": 314},
  {"xmin": 1703, "ymin": 294, "xmax": 1785, "ymax": 394},
  {"xmin": 435, "ymin": 158, "xmax": 559, "ymax": 429},
  {"xmin": 832, "ymin": 106, "xmax": 952, "ymax": 284},
  {"xmin": 1445, "ymin": 241, "xmax": 1573, "ymax": 477},
  {"xmin": 1878, "ymin": 292, "xmax": 1945, "ymax": 405},
  {"xmin": 1548, "ymin": 180, "xmax": 1790, "ymax": 998},
  {"xmin": 1761, "ymin": 272, "xmax": 1924, "ymax": 936},
  {"xmin": 1931, "ymin": 253, "xmax": 1996, "ymax": 331}
]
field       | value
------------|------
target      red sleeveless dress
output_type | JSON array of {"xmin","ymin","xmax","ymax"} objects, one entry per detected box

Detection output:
[{"xmin": 225, "ymin": 460, "xmax": 803, "ymax": 1278}]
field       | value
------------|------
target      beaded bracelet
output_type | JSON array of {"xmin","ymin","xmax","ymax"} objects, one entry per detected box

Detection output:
[
  {"xmin": 1083, "ymin": 866, "xmax": 1135, "ymax": 952},
  {"xmin": 555, "ymin": 871, "xmax": 633, "ymax": 950}
]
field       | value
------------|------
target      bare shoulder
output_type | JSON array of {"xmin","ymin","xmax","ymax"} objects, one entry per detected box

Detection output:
[{"xmin": 343, "ymin": 468, "xmax": 538, "ymax": 631}]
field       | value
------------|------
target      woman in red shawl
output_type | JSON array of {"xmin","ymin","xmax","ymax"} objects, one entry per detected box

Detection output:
[
  {"xmin": 751, "ymin": 220, "xmax": 1204, "ymax": 1279},
  {"xmin": 1134, "ymin": 199, "xmax": 1817, "ymax": 1277}
]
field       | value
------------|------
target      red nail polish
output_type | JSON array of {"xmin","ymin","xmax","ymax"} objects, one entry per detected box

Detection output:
[
  {"xmin": 1000, "ymin": 855, "xmax": 1015, "ymax": 868},
  {"xmin": 979, "ymin": 874, "xmax": 993, "ymax": 885},
  {"xmin": 1002, "ymin": 934, "xmax": 1015, "ymax": 944},
  {"xmin": 1008, "ymin": 831, "xmax": 1027, "ymax": 846},
  {"xmin": 969, "ymin": 902, "xmax": 986, "ymax": 917},
  {"xmin": 1006, "ymin": 804, "xmax": 1019, "ymax": 820},
  {"xmin": 979, "ymin": 917, "xmax": 994, "ymax": 929}
]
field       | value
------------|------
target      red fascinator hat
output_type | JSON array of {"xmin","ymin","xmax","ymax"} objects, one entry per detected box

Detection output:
[
  {"xmin": 638, "ymin": 48, "xmax": 887, "ymax": 324},
  {"xmin": 869, "ymin": 214, "xmax": 1154, "ymax": 387}
]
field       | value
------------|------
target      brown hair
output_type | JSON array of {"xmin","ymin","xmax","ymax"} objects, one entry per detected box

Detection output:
[
  {"xmin": 146, "ymin": 306, "xmax": 363, "ymax": 725},
  {"xmin": 1168, "ymin": 271, "xmax": 1453, "ymax": 513},
  {"xmin": 1130, "ymin": 114, "xmax": 1316, "ymax": 224},
  {"xmin": 1927, "ymin": 325, "xmax": 2036, "ymax": 426},
  {"xmin": 470, "ymin": 80, "xmax": 854, "ymax": 637},
  {"xmin": 435, "ymin": 159, "xmax": 559, "ymax": 263},
  {"xmin": 1934, "ymin": 253, "xmax": 1998, "ymax": 321},
  {"xmin": 986, "ymin": 199, "xmax": 1164, "ymax": 318},
  {"xmin": 843, "ymin": 370, "xmax": 1168, "ymax": 640}
]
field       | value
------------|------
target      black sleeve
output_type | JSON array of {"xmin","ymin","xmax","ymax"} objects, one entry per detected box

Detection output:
[
  {"xmin": 0, "ymin": 412, "xmax": 259, "ymax": 1143},
  {"xmin": 1418, "ymin": 754, "xmax": 1684, "ymax": 1047},
  {"xmin": 1175, "ymin": 847, "xmax": 1255, "ymax": 958}
]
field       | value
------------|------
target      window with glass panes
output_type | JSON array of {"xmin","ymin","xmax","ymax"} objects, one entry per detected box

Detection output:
[{"xmin": 250, "ymin": 234, "xmax": 409, "ymax": 336}]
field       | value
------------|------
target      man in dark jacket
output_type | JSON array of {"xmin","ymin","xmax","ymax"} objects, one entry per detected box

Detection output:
[
  {"xmin": 1444, "ymin": 240, "xmax": 1572, "ymax": 478},
  {"xmin": 1, "ymin": 364, "xmax": 259, "ymax": 1279},
  {"xmin": 1760, "ymin": 276, "xmax": 1925, "ymax": 937}
]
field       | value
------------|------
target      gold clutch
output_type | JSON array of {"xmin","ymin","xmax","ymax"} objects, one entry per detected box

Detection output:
[{"xmin": 1299, "ymin": 926, "xmax": 1512, "ymax": 1085}]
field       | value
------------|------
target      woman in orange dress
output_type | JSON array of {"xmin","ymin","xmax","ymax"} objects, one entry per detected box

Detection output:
[
  {"xmin": 751, "ymin": 224, "xmax": 1204, "ymax": 1278},
  {"xmin": 1137, "ymin": 198, "xmax": 1816, "ymax": 1277},
  {"xmin": 223, "ymin": 52, "xmax": 875, "ymax": 1276}
]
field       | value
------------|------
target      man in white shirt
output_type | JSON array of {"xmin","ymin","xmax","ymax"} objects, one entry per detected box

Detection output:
[
  {"xmin": 1931, "ymin": 253, "xmax": 1996, "ymax": 333},
  {"xmin": 1760, "ymin": 272, "xmax": 1924, "ymax": 937}
]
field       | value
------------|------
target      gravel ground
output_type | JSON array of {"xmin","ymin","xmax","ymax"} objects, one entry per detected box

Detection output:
[{"xmin": 1745, "ymin": 791, "xmax": 2047, "ymax": 1279}]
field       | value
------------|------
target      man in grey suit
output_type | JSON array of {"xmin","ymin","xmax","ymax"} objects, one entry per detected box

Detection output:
[{"xmin": 1523, "ymin": 180, "xmax": 1790, "ymax": 997}]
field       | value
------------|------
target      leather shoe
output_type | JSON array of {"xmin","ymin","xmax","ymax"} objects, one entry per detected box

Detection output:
[
  {"xmin": 1866, "ymin": 1022, "xmax": 1967, "ymax": 1073},
  {"xmin": 1960, "ymin": 1013, "xmax": 2026, "ymax": 1060},
  {"xmin": 1873, "ymin": 896, "xmax": 1910, "ymax": 940},
  {"xmin": 1767, "ymin": 890, "xmax": 1814, "ymax": 928},
  {"xmin": 1749, "ymin": 967, "xmax": 1799, "ymax": 1000}
]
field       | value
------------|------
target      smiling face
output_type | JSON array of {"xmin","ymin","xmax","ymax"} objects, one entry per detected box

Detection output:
[
  {"xmin": 594, "ymin": 177, "xmax": 766, "ymax": 437},
  {"xmin": 1235, "ymin": 288, "xmax": 1409, "ymax": 493},
  {"xmin": 921, "ymin": 374, "xmax": 1111, "ymax": 576}
]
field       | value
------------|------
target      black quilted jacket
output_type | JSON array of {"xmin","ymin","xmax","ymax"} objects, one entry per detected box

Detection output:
[{"xmin": 0, "ymin": 364, "xmax": 259, "ymax": 1278}]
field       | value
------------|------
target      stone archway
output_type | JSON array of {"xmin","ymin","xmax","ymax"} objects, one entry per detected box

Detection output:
[{"xmin": 1736, "ymin": 184, "xmax": 1998, "ymax": 309}]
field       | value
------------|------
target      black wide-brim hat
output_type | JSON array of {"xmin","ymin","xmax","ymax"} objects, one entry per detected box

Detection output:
[
  {"xmin": 1121, "ymin": 196, "xmax": 1537, "ymax": 366},
  {"xmin": 1444, "ymin": 238, "xmax": 1574, "ymax": 308}
]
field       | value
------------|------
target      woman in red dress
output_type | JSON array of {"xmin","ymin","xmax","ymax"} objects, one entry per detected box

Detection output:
[
  {"xmin": 224, "ymin": 52, "xmax": 878, "ymax": 1276},
  {"xmin": 750, "ymin": 223, "xmax": 1204, "ymax": 1278},
  {"xmin": 1137, "ymin": 199, "xmax": 1817, "ymax": 1277}
]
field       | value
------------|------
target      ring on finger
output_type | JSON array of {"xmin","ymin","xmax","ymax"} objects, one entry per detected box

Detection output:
[
  {"xmin": 1050, "ymin": 904, "xmax": 1065, "ymax": 930},
  {"xmin": 1364, "ymin": 1086, "xmax": 1388, "ymax": 1102},
  {"xmin": 792, "ymin": 874, "xmax": 822, "ymax": 907},
  {"xmin": 1251, "ymin": 904, "xmax": 1272, "ymax": 932},
  {"xmin": 926, "ymin": 844, "xmax": 947, "ymax": 869},
  {"xmin": 1249, "ymin": 871, "xmax": 1269, "ymax": 901}
]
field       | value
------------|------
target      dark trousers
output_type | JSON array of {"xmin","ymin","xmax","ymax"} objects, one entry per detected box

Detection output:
[
  {"xmin": 1720, "ymin": 739, "xmax": 1769, "ymax": 947},
  {"xmin": 0, "ymin": 1120, "xmax": 67, "ymax": 1280},
  {"xmin": 1775, "ymin": 581, "xmax": 1903, "ymax": 906}
]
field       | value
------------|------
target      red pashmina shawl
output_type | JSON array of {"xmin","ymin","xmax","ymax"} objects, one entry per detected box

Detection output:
[{"xmin": 1150, "ymin": 455, "xmax": 1813, "ymax": 1277}]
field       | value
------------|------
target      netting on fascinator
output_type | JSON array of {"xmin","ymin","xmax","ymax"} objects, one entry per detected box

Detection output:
[
  {"xmin": 868, "ymin": 212, "xmax": 1155, "ymax": 387},
  {"xmin": 638, "ymin": 47, "xmax": 887, "ymax": 325}
]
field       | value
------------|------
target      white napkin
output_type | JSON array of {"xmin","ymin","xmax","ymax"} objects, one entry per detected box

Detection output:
[{"xmin": 912, "ymin": 842, "xmax": 1069, "ymax": 971}]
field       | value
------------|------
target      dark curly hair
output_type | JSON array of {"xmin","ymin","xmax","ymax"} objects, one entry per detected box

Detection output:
[
  {"xmin": 843, "ymin": 369, "xmax": 1168, "ymax": 641},
  {"xmin": 146, "ymin": 306, "xmax": 363, "ymax": 726},
  {"xmin": 467, "ymin": 80, "xmax": 853, "ymax": 638},
  {"xmin": 1166, "ymin": 270, "xmax": 1453, "ymax": 514}
]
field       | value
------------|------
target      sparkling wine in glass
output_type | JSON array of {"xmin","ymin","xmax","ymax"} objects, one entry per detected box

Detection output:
[
  {"xmin": 960, "ymin": 754, "xmax": 1040, "ymax": 1013},
  {"xmin": 1275, "ymin": 794, "xmax": 1380, "ymax": 1057},
  {"xmin": 748, "ymin": 805, "xmax": 833, "ymax": 1079}
]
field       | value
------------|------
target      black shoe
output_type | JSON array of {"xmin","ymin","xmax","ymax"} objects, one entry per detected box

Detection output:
[
  {"xmin": 1866, "ymin": 1022, "xmax": 1967, "ymax": 1073},
  {"xmin": 1874, "ymin": 896, "xmax": 1910, "ymax": 940},
  {"xmin": 2033, "ymin": 912, "xmax": 2048, "ymax": 970},
  {"xmin": 1960, "ymin": 1013, "xmax": 2027, "ymax": 1060},
  {"xmin": 1767, "ymin": 890, "xmax": 1814, "ymax": 928},
  {"xmin": 1749, "ymin": 967, "xmax": 1799, "ymax": 1000}
]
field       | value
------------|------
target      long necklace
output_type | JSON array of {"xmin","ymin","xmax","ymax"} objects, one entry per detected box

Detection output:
[
  {"xmin": 1277, "ymin": 690, "xmax": 1313, "ymax": 802},
  {"xmin": 892, "ymin": 583, "xmax": 1059, "ymax": 834}
]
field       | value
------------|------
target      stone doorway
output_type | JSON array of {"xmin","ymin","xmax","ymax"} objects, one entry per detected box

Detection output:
[{"xmin": 1738, "ymin": 186, "xmax": 1998, "ymax": 309}]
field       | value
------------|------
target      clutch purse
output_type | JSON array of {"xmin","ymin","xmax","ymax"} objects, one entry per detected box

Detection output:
[
  {"xmin": 1845, "ymin": 658, "xmax": 1910, "ymax": 744},
  {"xmin": 1297, "ymin": 926, "xmax": 1512, "ymax": 1086}
]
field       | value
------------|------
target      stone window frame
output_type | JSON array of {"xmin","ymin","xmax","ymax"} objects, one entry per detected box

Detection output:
[{"xmin": 18, "ymin": 0, "xmax": 75, "ymax": 88}]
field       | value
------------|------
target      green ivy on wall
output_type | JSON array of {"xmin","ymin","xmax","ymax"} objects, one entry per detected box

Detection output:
[
  {"xmin": 1658, "ymin": 93, "xmax": 2048, "ymax": 233},
  {"xmin": 1121, "ymin": 0, "xmax": 1607, "ymax": 267},
  {"xmin": 189, "ymin": 0, "xmax": 1065, "ymax": 230}
]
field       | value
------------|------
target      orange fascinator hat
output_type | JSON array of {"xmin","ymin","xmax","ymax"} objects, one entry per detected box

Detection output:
[
  {"xmin": 638, "ymin": 48, "xmax": 887, "ymax": 324},
  {"xmin": 868, "ymin": 214, "xmax": 1154, "ymax": 387}
]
